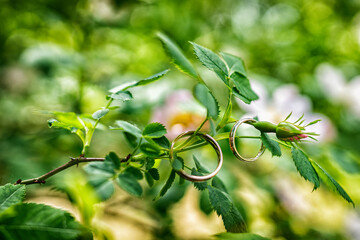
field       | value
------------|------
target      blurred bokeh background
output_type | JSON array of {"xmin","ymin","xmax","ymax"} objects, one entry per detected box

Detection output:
[{"xmin": 1, "ymin": 0, "xmax": 360, "ymax": 239}]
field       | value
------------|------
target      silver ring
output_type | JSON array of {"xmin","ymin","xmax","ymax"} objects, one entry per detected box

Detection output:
[
  {"xmin": 229, "ymin": 118, "xmax": 265, "ymax": 162},
  {"xmin": 170, "ymin": 131, "xmax": 223, "ymax": 182}
]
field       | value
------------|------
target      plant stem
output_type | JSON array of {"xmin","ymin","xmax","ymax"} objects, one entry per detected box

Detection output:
[
  {"xmin": 130, "ymin": 138, "xmax": 143, "ymax": 159},
  {"xmin": 177, "ymin": 135, "xmax": 261, "ymax": 153},
  {"xmin": 173, "ymin": 117, "xmax": 208, "ymax": 151},
  {"xmin": 217, "ymin": 89, "xmax": 232, "ymax": 131},
  {"xmin": 93, "ymin": 99, "xmax": 113, "ymax": 129},
  {"xmin": 17, "ymin": 156, "xmax": 125, "ymax": 185},
  {"xmin": 82, "ymin": 98, "xmax": 114, "ymax": 155}
]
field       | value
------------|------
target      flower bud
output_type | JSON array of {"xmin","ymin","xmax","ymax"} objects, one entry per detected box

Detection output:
[
  {"xmin": 275, "ymin": 122, "xmax": 308, "ymax": 142},
  {"xmin": 247, "ymin": 113, "xmax": 320, "ymax": 142}
]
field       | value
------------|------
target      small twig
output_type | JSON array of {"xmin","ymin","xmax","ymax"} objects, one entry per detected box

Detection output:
[
  {"xmin": 174, "ymin": 117, "xmax": 208, "ymax": 151},
  {"xmin": 16, "ymin": 157, "xmax": 126, "ymax": 185},
  {"xmin": 177, "ymin": 135, "xmax": 261, "ymax": 153}
]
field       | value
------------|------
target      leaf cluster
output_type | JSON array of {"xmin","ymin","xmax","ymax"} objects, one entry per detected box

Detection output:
[
  {"xmin": 291, "ymin": 147, "xmax": 354, "ymax": 206},
  {"xmin": 191, "ymin": 156, "xmax": 247, "ymax": 233},
  {"xmin": 48, "ymin": 69, "xmax": 169, "ymax": 156},
  {"xmin": 0, "ymin": 184, "xmax": 92, "ymax": 240},
  {"xmin": 84, "ymin": 151, "xmax": 161, "ymax": 199},
  {"xmin": 257, "ymin": 133, "xmax": 354, "ymax": 205},
  {"xmin": 40, "ymin": 33, "xmax": 355, "ymax": 239},
  {"xmin": 158, "ymin": 33, "xmax": 258, "ymax": 129}
]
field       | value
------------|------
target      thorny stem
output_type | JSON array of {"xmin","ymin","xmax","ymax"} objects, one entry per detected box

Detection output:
[
  {"xmin": 17, "ymin": 131, "xmax": 264, "ymax": 185},
  {"xmin": 16, "ymin": 156, "xmax": 125, "ymax": 185}
]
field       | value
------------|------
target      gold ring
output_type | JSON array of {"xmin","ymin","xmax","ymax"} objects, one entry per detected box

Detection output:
[
  {"xmin": 170, "ymin": 131, "xmax": 223, "ymax": 182},
  {"xmin": 229, "ymin": 118, "xmax": 265, "ymax": 162}
]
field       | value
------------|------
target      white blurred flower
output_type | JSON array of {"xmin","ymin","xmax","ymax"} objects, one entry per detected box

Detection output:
[
  {"xmin": 237, "ymin": 81, "xmax": 336, "ymax": 142},
  {"xmin": 273, "ymin": 174, "xmax": 349, "ymax": 233},
  {"xmin": 316, "ymin": 63, "xmax": 360, "ymax": 117},
  {"xmin": 151, "ymin": 90, "xmax": 207, "ymax": 140},
  {"xmin": 346, "ymin": 211, "xmax": 360, "ymax": 240}
]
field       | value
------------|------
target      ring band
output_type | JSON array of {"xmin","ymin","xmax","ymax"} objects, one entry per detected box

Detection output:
[
  {"xmin": 170, "ymin": 131, "xmax": 223, "ymax": 182},
  {"xmin": 229, "ymin": 118, "xmax": 265, "ymax": 162}
]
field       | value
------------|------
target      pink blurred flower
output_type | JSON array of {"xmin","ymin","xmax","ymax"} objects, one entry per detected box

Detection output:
[{"xmin": 151, "ymin": 90, "xmax": 208, "ymax": 140}]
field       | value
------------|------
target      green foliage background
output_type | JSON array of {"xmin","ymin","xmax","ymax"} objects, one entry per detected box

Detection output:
[{"xmin": 1, "ymin": 0, "xmax": 360, "ymax": 239}]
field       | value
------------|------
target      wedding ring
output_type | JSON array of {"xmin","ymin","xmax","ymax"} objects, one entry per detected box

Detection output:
[
  {"xmin": 170, "ymin": 131, "xmax": 223, "ymax": 182},
  {"xmin": 229, "ymin": 118, "xmax": 265, "ymax": 162}
]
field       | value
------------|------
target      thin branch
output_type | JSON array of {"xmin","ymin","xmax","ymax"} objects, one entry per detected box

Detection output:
[
  {"xmin": 177, "ymin": 135, "xmax": 261, "ymax": 153},
  {"xmin": 16, "ymin": 157, "xmax": 125, "ymax": 185},
  {"xmin": 174, "ymin": 117, "xmax": 208, "ymax": 151}
]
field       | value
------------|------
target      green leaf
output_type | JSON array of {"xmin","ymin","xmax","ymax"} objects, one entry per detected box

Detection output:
[
  {"xmin": 208, "ymin": 186, "xmax": 247, "ymax": 233},
  {"xmin": 0, "ymin": 184, "xmax": 25, "ymax": 212},
  {"xmin": 208, "ymin": 185, "xmax": 232, "ymax": 215},
  {"xmin": 232, "ymin": 87, "xmax": 250, "ymax": 104},
  {"xmin": 0, "ymin": 203, "xmax": 91, "ymax": 240},
  {"xmin": 311, "ymin": 161, "xmax": 354, "ymax": 206},
  {"xmin": 117, "ymin": 173, "xmax": 142, "ymax": 197},
  {"xmin": 191, "ymin": 42, "xmax": 229, "ymax": 84},
  {"xmin": 145, "ymin": 158, "xmax": 155, "ymax": 170},
  {"xmin": 105, "ymin": 152, "xmax": 121, "ymax": 170},
  {"xmin": 260, "ymin": 133, "xmax": 282, "ymax": 157},
  {"xmin": 210, "ymin": 119, "xmax": 217, "ymax": 136},
  {"xmin": 49, "ymin": 112, "xmax": 84, "ymax": 130},
  {"xmin": 124, "ymin": 167, "xmax": 143, "ymax": 180},
  {"xmin": 212, "ymin": 177, "xmax": 228, "ymax": 193},
  {"xmin": 230, "ymin": 72, "xmax": 258, "ymax": 104},
  {"xmin": 83, "ymin": 161, "xmax": 115, "ymax": 177},
  {"xmin": 157, "ymin": 33, "xmax": 198, "ymax": 79},
  {"xmin": 111, "ymin": 120, "xmax": 142, "ymax": 138},
  {"xmin": 145, "ymin": 173, "xmax": 154, "ymax": 187},
  {"xmin": 140, "ymin": 143, "xmax": 161, "ymax": 157},
  {"xmin": 193, "ymin": 83, "xmax": 219, "ymax": 119},
  {"xmin": 191, "ymin": 168, "xmax": 208, "ymax": 191},
  {"xmin": 130, "ymin": 69, "xmax": 170, "ymax": 88},
  {"xmin": 88, "ymin": 176, "xmax": 115, "ymax": 201},
  {"xmin": 215, "ymin": 232, "xmax": 271, "ymax": 240},
  {"xmin": 48, "ymin": 119, "xmax": 73, "ymax": 130},
  {"xmin": 159, "ymin": 170, "xmax": 176, "ymax": 198},
  {"xmin": 92, "ymin": 108, "xmax": 109, "ymax": 120},
  {"xmin": 222, "ymin": 207, "xmax": 248, "ymax": 233},
  {"xmin": 179, "ymin": 175, "xmax": 185, "ymax": 185},
  {"xmin": 110, "ymin": 70, "xmax": 169, "ymax": 92},
  {"xmin": 124, "ymin": 132, "xmax": 140, "ymax": 147},
  {"xmin": 193, "ymin": 155, "xmax": 209, "ymax": 173},
  {"xmin": 148, "ymin": 168, "xmax": 160, "ymax": 180},
  {"xmin": 143, "ymin": 122, "xmax": 167, "ymax": 138},
  {"xmin": 47, "ymin": 112, "xmax": 86, "ymax": 144},
  {"xmin": 172, "ymin": 156, "xmax": 184, "ymax": 171},
  {"xmin": 108, "ymin": 90, "xmax": 133, "ymax": 101},
  {"xmin": 291, "ymin": 147, "xmax": 320, "ymax": 189},
  {"xmin": 85, "ymin": 154, "xmax": 119, "ymax": 201},
  {"xmin": 220, "ymin": 52, "xmax": 247, "ymax": 77},
  {"xmin": 191, "ymin": 155, "xmax": 209, "ymax": 191},
  {"xmin": 152, "ymin": 136, "xmax": 170, "ymax": 149}
]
